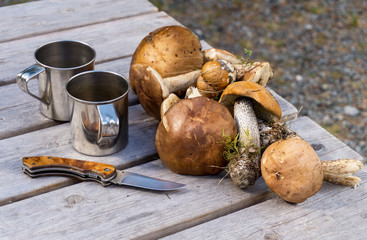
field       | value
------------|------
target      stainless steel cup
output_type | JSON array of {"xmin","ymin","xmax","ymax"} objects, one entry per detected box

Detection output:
[
  {"xmin": 66, "ymin": 71, "xmax": 129, "ymax": 156},
  {"xmin": 16, "ymin": 40, "xmax": 96, "ymax": 121}
]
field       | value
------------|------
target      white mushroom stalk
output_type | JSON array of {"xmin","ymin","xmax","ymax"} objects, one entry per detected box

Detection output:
[
  {"xmin": 322, "ymin": 159, "xmax": 364, "ymax": 188},
  {"xmin": 149, "ymin": 66, "xmax": 201, "ymax": 99},
  {"xmin": 229, "ymin": 98, "xmax": 261, "ymax": 188},
  {"xmin": 219, "ymin": 81, "xmax": 282, "ymax": 189},
  {"xmin": 185, "ymin": 86, "xmax": 202, "ymax": 99}
]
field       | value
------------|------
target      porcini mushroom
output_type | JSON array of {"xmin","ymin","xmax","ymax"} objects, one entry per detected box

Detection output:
[
  {"xmin": 219, "ymin": 81, "xmax": 282, "ymax": 188},
  {"xmin": 155, "ymin": 97, "xmax": 237, "ymax": 175},
  {"xmin": 130, "ymin": 25, "xmax": 203, "ymax": 120},
  {"xmin": 261, "ymin": 137, "xmax": 324, "ymax": 203}
]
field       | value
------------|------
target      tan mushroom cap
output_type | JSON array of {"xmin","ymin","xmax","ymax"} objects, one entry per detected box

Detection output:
[
  {"xmin": 130, "ymin": 64, "xmax": 164, "ymax": 120},
  {"xmin": 130, "ymin": 25, "xmax": 203, "ymax": 92},
  {"xmin": 219, "ymin": 81, "xmax": 282, "ymax": 123},
  {"xmin": 261, "ymin": 137, "xmax": 324, "ymax": 203},
  {"xmin": 155, "ymin": 97, "xmax": 237, "ymax": 175}
]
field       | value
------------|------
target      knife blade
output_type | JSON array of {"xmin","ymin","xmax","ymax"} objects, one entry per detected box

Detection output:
[{"xmin": 22, "ymin": 156, "xmax": 185, "ymax": 191}]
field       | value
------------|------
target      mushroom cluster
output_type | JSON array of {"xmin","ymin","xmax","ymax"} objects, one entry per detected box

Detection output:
[{"xmin": 130, "ymin": 25, "xmax": 364, "ymax": 204}]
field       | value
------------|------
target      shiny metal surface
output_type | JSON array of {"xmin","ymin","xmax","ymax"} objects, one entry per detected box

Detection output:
[
  {"xmin": 66, "ymin": 71, "xmax": 129, "ymax": 156},
  {"xmin": 16, "ymin": 40, "xmax": 95, "ymax": 121},
  {"xmin": 111, "ymin": 170, "xmax": 186, "ymax": 191}
]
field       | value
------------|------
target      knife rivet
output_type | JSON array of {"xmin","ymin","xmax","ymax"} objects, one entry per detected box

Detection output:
[{"xmin": 104, "ymin": 168, "xmax": 110, "ymax": 172}]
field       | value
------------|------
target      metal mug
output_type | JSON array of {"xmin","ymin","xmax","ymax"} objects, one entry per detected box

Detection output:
[
  {"xmin": 16, "ymin": 40, "xmax": 96, "ymax": 121},
  {"xmin": 66, "ymin": 71, "xmax": 129, "ymax": 156}
]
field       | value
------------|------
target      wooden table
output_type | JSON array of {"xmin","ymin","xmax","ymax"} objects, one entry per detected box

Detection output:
[{"xmin": 0, "ymin": 1, "xmax": 365, "ymax": 239}]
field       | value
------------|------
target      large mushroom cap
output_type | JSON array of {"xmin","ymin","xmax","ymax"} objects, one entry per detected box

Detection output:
[
  {"xmin": 155, "ymin": 97, "xmax": 237, "ymax": 175},
  {"xmin": 129, "ymin": 25, "xmax": 203, "ymax": 119},
  {"xmin": 261, "ymin": 137, "xmax": 324, "ymax": 203},
  {"xmin": 219, "ymin": 81, "xmax": 282, "ymax": 122}
]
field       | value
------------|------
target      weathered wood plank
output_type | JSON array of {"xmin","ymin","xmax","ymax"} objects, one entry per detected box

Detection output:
[
  {"xmin": 268, "ymin": 88, "xmax": 298, "ymax": 122},
  {"xmin": 0, "ymin": 0, "xmax": 158, "ymax": 43},
  {"xmin": 0, "ymin": 117, "xmax": 362, "ymax": 239},
  {"xmin": 164, "ymin": 172, "xmax": 367, "ymax": 240},
  {"xmin": 0, "ymin": 104, "xmax": 159, "ymax": 206},
  {"xmin": 0, "ymin": 11, "xmax": 180, "ymax": 85}
]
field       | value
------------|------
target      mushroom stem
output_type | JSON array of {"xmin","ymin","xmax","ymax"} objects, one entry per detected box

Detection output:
[
  {"xmin": 185, "ymin": 86, "xmax": 202, "ymax": 99},
  {"xmin": 150, "ymin": 67, "xmax": 201, "ymax": 98},
  {"xmin": 229, "ymin": 97, "xmax": 261, "ymax": 189},
  {"xmin": 322, "ymin": 159, "xmax": 364, "ymax": 188}
]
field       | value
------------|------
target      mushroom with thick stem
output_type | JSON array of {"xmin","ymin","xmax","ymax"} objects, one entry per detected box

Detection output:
[
  {"xmin": 129, "ymin": 25, "xmax": 203, "ymax": 120},
  {"xmin": 219, "ymin": 81, "xmax": 282, "ymax": 188},
  {"xmin": 203, "ymin": 48, "xmax": 273, "ymax": 85},
  {"xmin": 258, "ymin": 121, "xmax": 364, "ymax": 187},
  {"xmin": 130, "ymin": 64, "xmax": 201, "ymax": 120},
  {"xmin": 261, "ymin": 137, "xmax": 324, "ymax": 203},
  {"xmin": 155, "ymin": 97, "xmax": 237, "ymax": 176}
]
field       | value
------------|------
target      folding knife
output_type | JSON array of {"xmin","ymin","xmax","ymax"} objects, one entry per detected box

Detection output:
[{"xmin": 22, "ymin": 156, "xmax": 185, "ymax": 191}]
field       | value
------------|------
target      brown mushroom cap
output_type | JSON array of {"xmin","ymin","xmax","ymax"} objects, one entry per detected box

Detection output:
[
  {"xmin": 219, "ymin": 81, "xmax": 282, "ymax": 122},
  {"xmin": 130, "ymin": 25, "xmax": 203, "ymax": 92},
  {"xmin": 129, "ymin": 64, "xmax": 165, "ymax": 120},
  {"xmin": 261, "ymin": 137, "xmax": 324, "ymax": 203},
  {"xmin": 155, "ymin": 97, "xmax": 237, "ymax": 175}
]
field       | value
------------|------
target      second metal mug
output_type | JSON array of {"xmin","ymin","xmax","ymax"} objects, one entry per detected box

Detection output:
[
  {"xmin": 16, "ymin": 40, "xmax": 96, "ymax": 121},
  {"xmin": 66, "ymin": 71, "xmax": 129, "ymax": 156}
]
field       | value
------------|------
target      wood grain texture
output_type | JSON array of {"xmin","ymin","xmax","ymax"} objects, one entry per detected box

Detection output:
[
  {"xmin": 0, "ymin": 11, "xmax": 181, "ymax": 85},
  {"xmin": 0, "ymin": 117, "xmax": 363, "ymax": 239},
  {"xmin": 165, "ymin": 174, "xmax": 367, "ymax": 240},
  {"xmin": 0, "ymin": 0, "xmax": 157, "ymax": 43},
  {"xmin": 0, "ymin": 104, "xmax": 159, "ymax": 206}
]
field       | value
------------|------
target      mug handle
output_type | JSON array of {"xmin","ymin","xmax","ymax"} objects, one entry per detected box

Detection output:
[
  {"xmin": 16, "ymin": 64, "xmax": 49, "ymax": 105},
  {"xmin": 97, "ymin": 104, "xmax": 119, "ymax": 148}
]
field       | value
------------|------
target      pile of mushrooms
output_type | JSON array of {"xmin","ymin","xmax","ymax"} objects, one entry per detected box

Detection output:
[{"xmin": 130, "ymin": 25, "xmax": 364, "ymax": 203}]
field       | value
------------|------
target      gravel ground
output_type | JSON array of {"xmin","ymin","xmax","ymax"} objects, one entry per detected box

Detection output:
[{"xmin": 150, "ymin": 0, "xmax": 366, "ymax": 159}]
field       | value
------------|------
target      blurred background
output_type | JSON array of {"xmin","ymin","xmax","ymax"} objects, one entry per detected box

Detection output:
[
  {"xmin": 149, "ymin": 0, "xmax": 366, "ymax": 159},
  {"xmin": 1, "ymin": 0, "xmax": 365, "ymax": 159}
]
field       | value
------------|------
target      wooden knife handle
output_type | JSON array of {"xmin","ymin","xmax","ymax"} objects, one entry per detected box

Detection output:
[{"xmin": 22, "ymin": 156, "xmax": 116, "ymax": 180}]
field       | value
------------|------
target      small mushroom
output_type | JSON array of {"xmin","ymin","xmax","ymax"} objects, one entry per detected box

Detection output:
[
  {"xmin": 130, "ymin": 25, "xmax": 203, "ymax": 120},
  {"xmin": 219, "ymin": 81, "xmax": 282, "ymax": 188},
  {"xmin": 259, "ymin": 121, "xmax": 364, "ymax": 188},
  {"xmin": 261, "ymin": 137, "xmax": 324, "ymax": 203},
  {"xmin": 155, "ymin": 97, "xmax": 237, "ymax": 175},
  {"xmin": 196, "ymin": 61, "xmax": 229, "ymax": 98}
]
